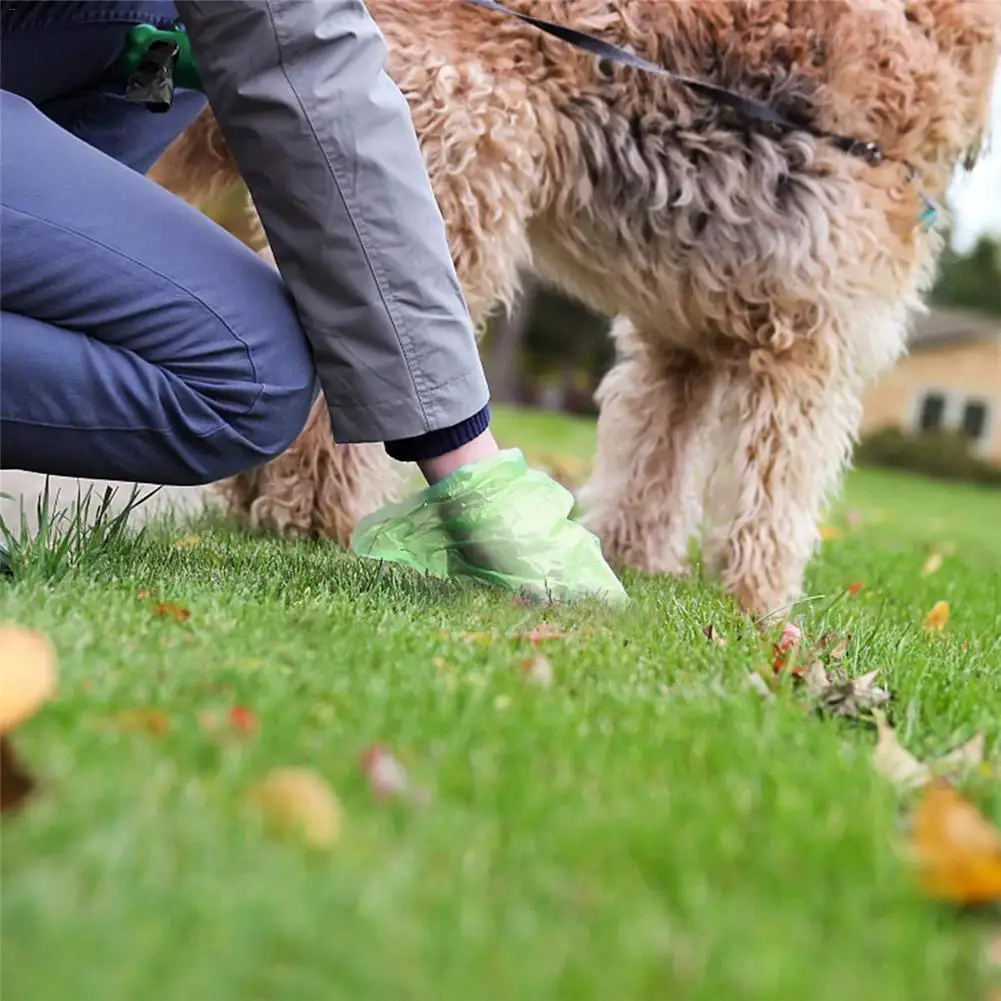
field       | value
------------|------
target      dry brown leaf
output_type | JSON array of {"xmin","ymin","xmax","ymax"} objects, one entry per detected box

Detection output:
[
  {"xmin": 453, "ymin": 624, "xmax": 602, "ymax": 645},
  {"xmin": 703, "ymin": 625, "xmax": 727, "ymax": 647},
  {"xmin": 922, "ymin": 600, "xmax": 950, "ymax": 632},
  {"xmin": 154, "ymin": 602, "xmax": 191, "ymax": 623},
  {"xmin": 0, "ymin": 624, "xmax": 57, "ymax": 734},
  {"xmin": 102, "ymin": 708, "xmax": 171, "ymax": 737},
  {"xmin": 827, "ymin": 638, "xmax": 850, "ymax": 662},
  {"xmin": 921, "ymin": 552, "xmax": 944, "ymax": 577},
  {"xmin": 909, "ymin": 781, "xmax": 1001, "ymax": 905},
  {"xmin": 522, "ymin": 623, "xmax": 573, "ymax": 644},
  {"xmin": 249, "ymin": 768, "xmax": 342, "ymax": 849},
  {"xmin": 198, "ymin": 706, "xmax": 258, "ymax": 739},
  {"xmin": 806, "ymin": 667, "xmax": 890, "ymax": 719},
  {"xmin": 522, "ymin": 653, "xmax": 554, "ymax": 687},
  {"xmin": 0, "ymin": 735, "xmax": 36, "ymax": 815},
  {"xmin": 801, "ymin": 659, "xmax": 830, "ymax": 696},
  {"xmin": 872, "ymin": 710, "xmax": 930, "ymax": 789}
]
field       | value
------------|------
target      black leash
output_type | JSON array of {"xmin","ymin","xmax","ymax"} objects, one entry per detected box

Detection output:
[
  {"xmin": 463, "ymin": 0, "xmax": 941, "ymax": 229},
  {"xmin": 463, "ymin": 0, "xmax": 888, "ymax": 166}
]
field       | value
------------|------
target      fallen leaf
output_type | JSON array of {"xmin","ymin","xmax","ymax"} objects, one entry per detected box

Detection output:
[
  {"xmin": 703, "ymin": 625, "xmax": 727, "ymax": 647},
  {"xmin": 827, "ymin": 637, "xmax": 851, "ymax": 662},
  {"xmin": 922, "ymin": 600, "xmax": 950, "ymax": 632},
  {"xmin": 934, "ymin": 732, "xmax": 986, "ymax": 778},
  {"xmin": 778, "ymin": 622, "xmax": 802, "ymax": 652},
  {"xmin": 454, "ymin": 625, "xmax": 601, "ymax": 645},
  {"xmin": 820, "ymin": 524, "xmax": 840, "ymax": 541},
  {"xmin": 0, "ymin": 624, "xmax": 57, "ymax": 733},
  {"xmin": 986, "ymin": 931, "xmax": 1001, "ymax": 969},
  {"xmin": 137, "ymin": 587, "xmax": 157, "ymax": 601},
  {"xmin": 771, "ymin": 622, "xmax": 804, "ymax": 673},
  {"xmin": 523, "ymin": 623, "xmax": 572, "ymax": 644},
  {"xmin": 0, "ymin": 735, "xmax": 36, "ymax": 814},
  {"xmin": 909, "ymin": 781, "xmax": 1001, "ymax": 905},
  {"xmin": 921, "ymin": 552, "xmax": 944, "ymax": 577},
  {"xmin": 847, "ymin": 580, "xmax": 865, "ymax": 596},
  {"xmin": 360, "ymin": 745, "xmax": 411, "ymax": 801},
  {"xmin": 154, "ymin": 602, "xmax": 191, "ymax": 622},
  {"xmin": 801, "ymin": 659, "xmax": 830, "ymax": 696},
  {"xmin": 845, "ymin": 507, "xmax": 866, "ymax": 529},
  {"xmin": 456, "ymin": 631, "xmax": 494, "ymax": 644},
  {"xmin": 249, "ymin": 768, "xmax": 342, "ymax": 849},
  {"xmin": 102, "ymin": 708, "xmax": 170, "ymax": 737},
  {"xmin": 521, "ymin": 653, "xmax": 554, "ymax": 687},
  {"xmin": 812, "ymin": 669, "xmax": 891, "ymax": 719},
  {"xmin": 746, "ymin": 672, "xmax": 775, "ymax": 700},
  {"xmin": 228, "ymin": 705, "xmax": 258, "ymax": 735},
  {"xmin": 172, "ymin": 535, "xmax": 200, "ymax": 549},
  {"xmin": 816, "ymin": 632, "xmax": 851, "ymax": 662},
  {"xmin": 872, "ymin": 710, "xmax": 930, "ymax": 789}
]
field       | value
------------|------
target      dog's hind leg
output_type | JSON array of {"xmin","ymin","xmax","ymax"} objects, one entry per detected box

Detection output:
[
  {"xmin": 215, "ymin": 401, "xmax": 399, "ymax": 548},
  {"xmin": 578, "ymin": 318, "xmax": 719, "ymax": 577},
  {"xmin": 702, "ymin": 337, "xmax": 862, "ymax": 617}
]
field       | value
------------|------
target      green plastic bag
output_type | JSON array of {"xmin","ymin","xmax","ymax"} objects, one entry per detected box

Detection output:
[{"xmin": 351, "ymin": 449, "xmax": 628, "ymax": 605}]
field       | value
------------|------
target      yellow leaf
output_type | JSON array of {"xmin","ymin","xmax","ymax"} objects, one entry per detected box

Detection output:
[
  {"xmin": 922, "ymin": 600, "xmax": 950, "ymax": 632},
  {"xmin": 920, "ymin": 552, "xmax": 944, "ymax": 577},
  {"xmin": 0, "ymin": 624, "xmax": 57, "ymax": 734},
  {"xmin": 172, "ymin": 535, "xmax": 200, "ymax": 549},
  {"xmin": 819, "ymin": 524, "xmax": 840, "ymax": 541},
  {"xmin": 101, "ymin": 709, "xmax": 171, "ymax": 737},
  {"xmin": 910, "ymin": 781, "xmax": 1001, "ymax": 905},
  {"xmin": 249, "ymin": 768, "xmax": 342, "ymax": 850}
]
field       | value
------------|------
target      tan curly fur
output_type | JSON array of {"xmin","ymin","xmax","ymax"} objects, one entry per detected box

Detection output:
[{"xmin": 149, "ymin": 0, "xmax": 999, "ymax": 615}]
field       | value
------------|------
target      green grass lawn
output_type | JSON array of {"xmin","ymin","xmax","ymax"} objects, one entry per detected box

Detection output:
[{"xmin": 2, "ymin": 408, "xmax": 1000, "ymax": 1001}]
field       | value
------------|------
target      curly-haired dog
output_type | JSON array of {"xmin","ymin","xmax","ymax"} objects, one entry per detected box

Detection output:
[{"xmin": 150, "ymin": 0, "xmax": 999, "ymax": 615}]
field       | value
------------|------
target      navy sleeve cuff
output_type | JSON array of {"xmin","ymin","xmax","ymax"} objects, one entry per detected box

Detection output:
[{"xmin": 384, "ymin": 405, "xmax": 491, "ymax": 463}]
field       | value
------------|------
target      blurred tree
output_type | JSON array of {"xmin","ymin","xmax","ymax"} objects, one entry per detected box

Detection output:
[
  {"xmin": 482, "ymin": 275, "xmax": 540, "ymax": 403},
  {"xmin": 931, "ymin": 234, "xmax": 1001, "ymax": 315}
]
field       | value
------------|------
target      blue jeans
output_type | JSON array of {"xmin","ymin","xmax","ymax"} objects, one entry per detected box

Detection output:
[{"xmin": 0, "ymin": 1, "xmax": 317, "ymax": 485}]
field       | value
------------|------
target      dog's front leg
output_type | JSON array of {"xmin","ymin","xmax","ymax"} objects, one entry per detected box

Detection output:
[
  {"xmin": 702, "ymin": 340, "xmax": 863, "ymax": 617},
  {"xmin": 579, "ymin": 319, "xmax": 719, "ymax": 577}
]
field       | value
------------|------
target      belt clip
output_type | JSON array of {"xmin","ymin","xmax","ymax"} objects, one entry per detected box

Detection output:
[
  {"xmin": 124, "ymin": 36, "xmax": 179, "ymax": 113},
  {"xmin": 122, "ymin": 23, "xmax": 202, "ymax": 112}
]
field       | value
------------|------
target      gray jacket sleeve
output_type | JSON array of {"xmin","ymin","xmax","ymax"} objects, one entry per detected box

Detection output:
[{"xmin": 174, "ymin": 0, "xmax": 489, "ymax": 444}]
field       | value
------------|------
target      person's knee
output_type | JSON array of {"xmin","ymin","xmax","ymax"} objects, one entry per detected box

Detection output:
[
  {"xmin": 170, "ymin": 260, "xmax": 319, "ymax": 485},
  {"xmin": 186, "ymin": 364, "xmax": 318, "ymax": 485}
]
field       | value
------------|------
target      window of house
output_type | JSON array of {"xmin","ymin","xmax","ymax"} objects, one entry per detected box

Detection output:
[
  {"xmin": 961, "ymin": 399, "xmax": 990, "ymax": 442},
  {"xmin": 917, "ymin": 392, "xmax": 947, "ymax": 433}
]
